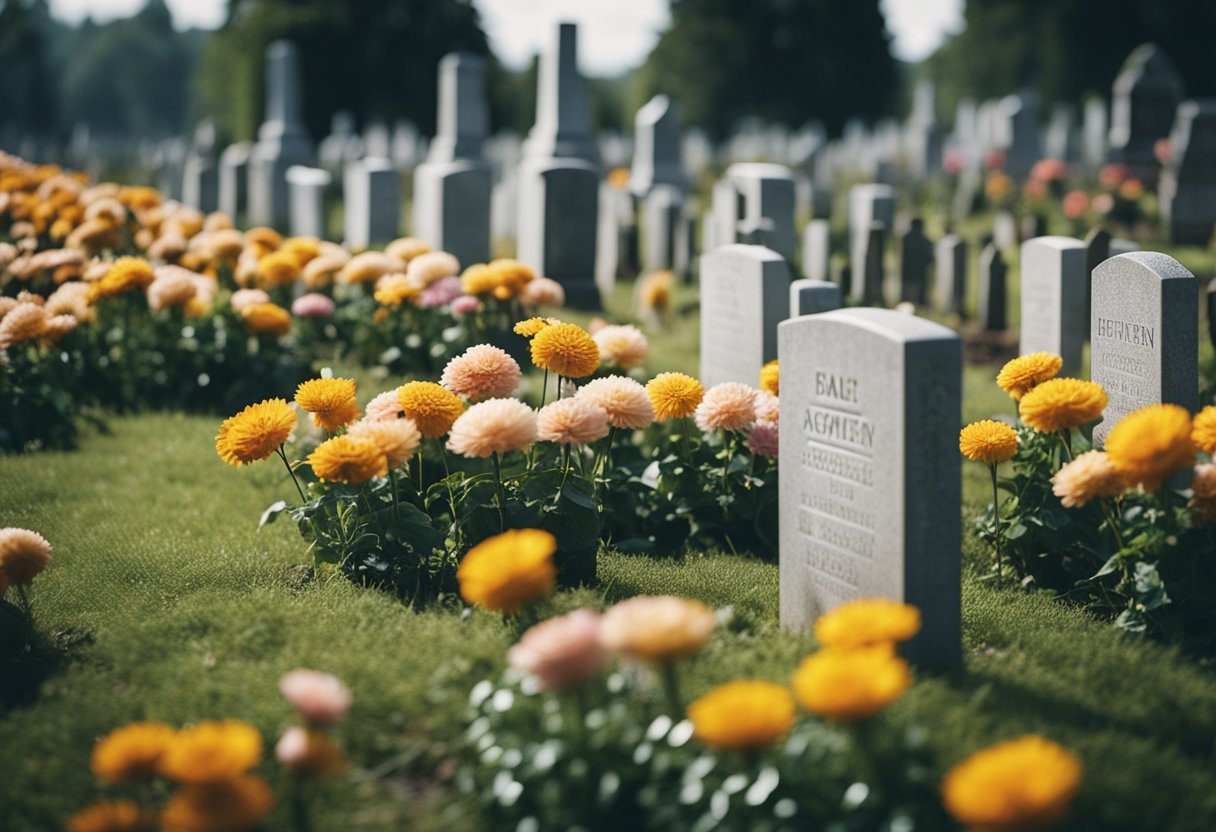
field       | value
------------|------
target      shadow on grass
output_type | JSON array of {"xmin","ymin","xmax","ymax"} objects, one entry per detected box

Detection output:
[{"xmin": 0, "ymin": 599, "xmax": 90, "ymax": 715}]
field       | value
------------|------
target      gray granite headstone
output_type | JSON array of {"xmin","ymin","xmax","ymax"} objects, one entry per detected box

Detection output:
[
  {"xmin": 1091, "ymin": 252, "xmax": 1197, "ymax": 445},
  {"xmin": 778, "ymin": 307, "xmax": 961, "ymax": 669},
  {"xmin": 1083, "ymin": 227, "xmax": 1112, "ymax": 339},
  {"xmin": 182, "ymin": 121, "xmax": 218, "ymax": 213},
  {"xmin": 789, "ymin": 279, "xmax": 842, "ymax": 317},
  {"xmin": 629, "ymin": 95, "xmax": 687, "ymax": 196},
  {"xmin": 1019, "ymin": 214, "xmax": 1046, "ymax": 243},
  {"xmin": 248, "ymin": 41, "xmax": 315, "ymax": 229},
  {"xmin": 861, "ymin": 221, "xmax": 886, "ymax": 306},
  {"xmin": 642, "ymin": 185, "xmax": 683, "ymax": 271},
  {"xmin": 413, "ymin": 52, "xmax": 492, "ymax": 264},
  {"xmin": 1045, "ymin": 103, "xmax": 1077, "ymax": 162},
  {"xmin": 899, "ymin": 218, "xmax": 933, "ymax": 305},
  {"xmin": 993, "ymin": 211, "xmax": 1018, "ymax": 251},
  {"xmin": 699, "ymin": 244, "xmax": 790, "ymax": 388},
  {"xmin": 802, "ymin": 218, "xmax": 831, "ymax": 283},
  {"xmin": 724, "ymin": 163, "xmax": 797, "ymax": 262},
  {"xmin": 219, "ymin": 142, "xmax": 252, "ymax": 222},
  {"xmin": 344, "ymin": 158, "xmax": 401, "ymax": 249},
  {"xmin": 933, "ymin": 234, "xmax": 967, "ymax": 316},
  {"xmin": 1207, "ymin": 277, "xmax": 1216, "ymax": 353},
  {"xmin": 1159, "ymin": 99, "xmax": 1216, "ymax": 246},
  {"xmin": 157, "ymin": 138, "xmax": 186, "ymax": 202},
  {"xmin": 998, "ymin": 91, "xmax": 1042, "ymax": 179},
  {"xmin": 1019, "ymin": 236, "xmax": 1087, "ymax": 375},
  {"xmin": 1108, "ymin": 44, "xmax": 1184, "ymax": 185},
  {"xmin": 522, "ymin": 22, "xmax": 598, "ymax": 163},
  {"xmin": 848, "ymin": 184, "xmax": 895, "ymax": 300},
  {"xmin": 1083, "ymin": 97, "xmax": 1108, "ymax": 171},
  {"xmin": 1110, "ymin": 238, "xmax": 1139, "ymax": 257},
  {"xmin": 285, "ymin": 165, "xmax": 331, "ymax": 238},
  {"xmin": 673, "ymin": 211, "xmax": 695, "ymax": 282},
  {"xmin": 978, "ymin": 242, "xmax": 1007, "ymax": 331}
]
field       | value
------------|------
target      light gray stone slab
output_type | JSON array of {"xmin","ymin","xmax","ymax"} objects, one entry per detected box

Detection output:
[
  {"xmin": 802, "ymin": 219, "xmax": 831, "ymax": 283},
  {"xmin": 848, "ymin": 184, "xmax": 895, "ymax": 300},
  {"xmin": 629, "ymin": 95, "xmax": 686, "ymax": 196},
  {"xmin": 642, "ymin": 185, "xmax": 683, "ymax": 271},
  {"xmin": 933, "ymin": 234, "xmax": 967, "ymax": 316},
  {"xmin": 344, "ymin": 158, "xmax": 400, "ymax": 249},
  {"xmin": 248, "ymin": 41, "xmax": 314, "ymax": 229},
  {"xmin": 1091, "ymin": 252, "xmax": 1198, "ymax": 445},
  {"xmin": 726, "ymin": 163, "xmax": 797, "ymax": 262},
  {"xmin": 219, "ymin": 142, "xmax": 251, "ymax": 221},
  {"xmin": 427, "ymin": 52, "xmax": 489, "ymax": 164},
  {"xmin": 778, "ymin": 307, "xmax": 961, "ymax": 669},
  {"xmin": 285, "ymin": 165, "xmax": 330, "ymax": 238},
  {"xmin": 1019, "ymin": 236, "xmax": 1087, "ymax": 375},
  {"xmin": 789, "ymin": 279, "xmax": 841, "ymax": 317},
  {"xmin": 699, "ymin": 244, "xmax": 790, "ymax": 388}
]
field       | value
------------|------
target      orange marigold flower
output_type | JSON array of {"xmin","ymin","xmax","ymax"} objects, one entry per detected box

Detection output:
[
  {"xmin": 530, "ymin": 322, "xmax": 600, "ymax": 378},
  {"xmin": 1191, "ymin": 405, "xmax": 1216, "ymax": 455},
  {"xmin": 646, "ymin": 372, "xmax": 704, "ymax": 421},
  {"xmin": 295, "ymin": 377, "xmax": 360, "ymax": 431},
  {"xmin": 91, "ymin": 722, "xmax": 177, "ymax": 783},
  {"xmin": 397, "ymin": 381, "xmax": 465, "ymax": 438},
  {"xmin": 942, "ymin": 736, "xmax": 1082, "ymax": 832},
  {"xmin": 1104, "ymin": 403, "xmax": 1195, "ymax": 491},
  {"xmin": 68, "ymin": 800, "xmax": 155, "ymax": 832},
  {"xmin": 215, "ymin": 399, "xmax": 296, "ymax": 466},
  {"xmin": 160, "ymin": 774, "xmax": 274, "ymax": 832},
  {"xmin": 792, "ymin": 645, "xmax": 910, "ymax": 722},
  {"xmin": 759, "ymin": 360, "xmax": 779, "ymax": 396},
  {"xmin": 157, "ymin": 720, "xmax": 262, "ymax": 784},
  {"xmin": 1018, "ymin": 378, "xmax": 1107, "ymax": 434},
  {"xmin": 688, "ymin": 680, "xmax": 796, "ymax": 751},
  {"xmin": 457, "ymin": 528, "xmax": 556, "ymax": 613},
  {"xmin": 813, "ymin": 598, "xmax": 921, "ymax": 649},
  {"xmin": 959, "ymin": 420, "xmax": 1019, "ymax": 465},
  {"xmin": 241, "ymin": 302, "xmax": 292, "ymax": 337},
  {"xmin": 307, "ymin": 435, "xmax": 388, "ymax": 484}
]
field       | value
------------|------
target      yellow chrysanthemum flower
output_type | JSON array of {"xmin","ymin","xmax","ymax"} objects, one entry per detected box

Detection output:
[
  {"xmin": 759, "ymin": 360, "xmax": 779, "ymax": 396},
  {"xmin": 688, "ymin": 680, "xmax": 797, "ymax": 751},
  {"xmin": 942, "ymin": 735, "xmax": 1082, "ymax": 832},
  {"xmin": 161, "ymin": 775, "xmax": 274, "ymax": 832},
  {"xmin": 639, "ymin": 271, "xmax": 673, "ymax": 312},
  {"xmin": 91, "ymin": 722, "xmax": 177, "ymax": 783},
  {"xmin": 215, "ymin": 399, "xmax": 296, "ymax": 466},
  {"xmin": 295, "ymin": 377, "xmax": 360, "ymax": 431},
  {"xmin": 513, "ymin": 317, "xmax": 557, "ymax": 338},
  {"xmin": 530, "ymin": 322, "xmax": 600, "ymax": 378},
  {"xmin": 959, "ymin": 420, "xmax": 1019, "ymax": 465},
  {"xmin": 457, "ymin": 528, "xmax": 557, "ymax": 613},
  {"xmin": 374, "ymin": 277, "xmax": 421, "ymax": 308},
  {"xmin": 792, "ymin": 645, "xmax": 910, "ymax": 722},
  {"xmin": 280, "ymin": 236, "xmax": 321, "ymax": 267},
  {"xmin": 1104, "ymin": 403, "xmax": 1195, "ymax": 491},
  {"xmin": 459, "ymin": 263, "xmax": 498, "ymax": 296},
  {"xmin": 996, "ymin": 352, "xmax": 1063, "ymax": 401},
  {"xmin": 813, "ymin": 598, "xmax": 921, "ymax": 649},
  {"xmin": 90, "ymin": 256, "xmax": 155, "ymax": 301},
  {"xmin": 397, "ymin": 381, "xmax": 466, "ymax": 438},
  {"xmin": 67, "ymin": 800, "xmax": 155, "ymax": 832},
  {"xmin": 488, "ymin": 258, "xmax": 536, "ymax": 296},
  {"xmin": 157, "ymin": 720, "xmax": 262, "ymax": 784},
  {"xmin": 241, "ymin": 302, "xmax": 292, "ymax": 337},
  {"xmin": 1191, "ymin": 405, "xmax": 1216, "ymax": 455},
  {"xmin": 646, "ymin": 372, "xmax": 705, "ymax": 421},
  {"xmin": 307, "ymin": 435, "xmax": 388, "ymax": 484},
  {"xmin": 1018, "ymin": 378, "xmax": 1107, "ymax": 434},
  {"xmin": 244, "ymin": 226, "xmax": 283, "ymax": 252},
  {"xmin": 256, "ymin": 250, "xmax": 300, "ymax": 287}
]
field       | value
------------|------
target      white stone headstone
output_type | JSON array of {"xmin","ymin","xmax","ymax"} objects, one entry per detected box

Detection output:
[
  {"xmin": 699, "ymin": 244, "xmax": 790, "ymax": 388},
  {"xmin": 344, "ymin": 158, "xmax": 400, "ymax": 249},
  {"xmin": 286, "ymin": 165, "xmax": 331, "ymax": 238},
  {"xmin": 1020, "ymin": 236, "xmax": 1087, "ymax": 375}
]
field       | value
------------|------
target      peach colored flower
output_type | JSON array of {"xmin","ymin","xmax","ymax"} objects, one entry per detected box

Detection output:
[
  {"xmin": 446, "ymin": 398, "xmax": 538, "ymax": 458},
  {"xmin": 440, "ymin": 344, "xmax": 523, "ymax": 403},
  {"xmin": 593, "ymin": 324, "xmax": 649, "ymax": 370},
  {"xmin": 348, "ymin": 417, "xmax": 422, "ymax": 469},
  {"xmin": 230, "ymin": 288, "xmax": 271, "ymax": 314},
  {"xmin": 279, "ymin": 669, "xmax": 352, "ymax": 726},
  {"xmin": 0, "ymin": 302, "xmax": 46, "ymax": 347},
  {"xmin": 537, "ymin": 397, "xmax": 610, "ymax": 445},
  {"xmin": 600, "ymin": 595, "xmax": 716, "ymax": 662},
  {"xmin": 147, "ymin": 268, "xmax": 197, "ymax": 311},
  {"xmin": 507, "ymin": 608, "xmax": 609, "ymax": 692},
  {"xmin": 576, "ymin": 376, "xmax": 655, "ymax": 430},
  {"xmin": 747, "ymin": 421, "xmax": 779, "ymax": 458},
  {"xmin": 42, "ymin": 314, "xmax": 78, "ymax": 342},
  {"xmin": 1191, "ymin": 464, "xmax": 1216, "ymax": 525},
  {"xmin": 754, "ymin": 390, "xmax": 780, "ymax": 424},
  {"xmin": 406, "ymin": 251, "xmax": 460, "ymax": 286},
  {"xmin": 0, "ymin": 527, "xmax": 52, "ymax": 586},
  {"xmin": 520, "ymin": 276, "xmax": 565, "ymax": 307},
  {"xmin": 1051, "ymin": 451, "xmax": 1125, "ymax": 508},
  {"xmin": 694, "ymin": 382, "xmax": 757, "ymax": 432},
  {"xmin": 365, "ymin": 390, "xmax": 406, "ymax": 422}
]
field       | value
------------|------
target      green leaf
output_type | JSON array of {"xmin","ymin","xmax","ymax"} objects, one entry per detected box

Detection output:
[{"xmin": 258, "ymin": 500, "xmax": 288, "ymax": 530}]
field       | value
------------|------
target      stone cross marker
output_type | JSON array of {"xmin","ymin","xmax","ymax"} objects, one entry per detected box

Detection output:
[
  {"xmin": 1108, "ymin": 44, "xmax": 1184, "ymax": 185},
  {"xmin": 789, "ymin": 279, "xmax": 842, "ymax": 317},
  {"xmin": 248, "ymin": 40, "xmax": 315, "ymax": 230},
  {"xmin": 978, "ymin": 242, "xmax": 1007, "ymax": 331},
  {"xmin": 861, "ymin": 221, "xmax": 887, "ymax": 306},
  {"xmin": 933, "ymin": 234, "xmax": 967, "ymax": 316},
  {"xmin": 1091, "ymin": 252, "xmax": 1198, "ymax": 446},
  {"xmin": 414, "ymin": 52, "xmax": 492, "ymax": 264},
  {"xmin": 778, "ymin": 307, "xmax": 961, "ymax": 669},
  {"xmin": 899, "ymin": 218, "xmax": 933, "ymax": 305},
  {"xmin": 1160, "ymin": 100, "xmax": 1216, "ymax": 246},
  {"xmin": 629, "ymin": 95, "xmax": 687, "ymax": 196},
  {"xmin": 1020, "ymin": 236, "xmax": 1087, "ymax": 375},
  {"xmin": 802, "ymin": 219, "xmax": 831, "ymax": 283},
  {"xmin": 699, "ymin": 244, "xmax": 790, "ymax": 388}
]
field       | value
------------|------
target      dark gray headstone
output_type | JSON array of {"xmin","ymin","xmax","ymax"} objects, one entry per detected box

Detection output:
[
  {"xmin": 848, "ymin": 184, "xmax": 895, "ymax": 301},
  {"xmin": 778, "ymin": 307, "xmax": 961, "ymax": 669},
  {"xmin": 1020, "ymin": 236, "xmax": 1087, "ymax": 375},
  {"xmin": 699, "ymin": 244, "xmax": 790, "ymax": 387},
  {"xmin": 1091, "ymin": 252, "xmax": 1198, "ymax": 445},
  {"xmin": 1019, "ymin": 214, "xmax": 1046, "ymax": 242},
  {"xmin": 344, "ymin": 159, "xmax": 401, "ymax": 249},
  {"xmin": 1108, "ymin": 44, "xmax": 1184, "ymax": 185},
  {"xmin": 629, "ymin": 95, "xmax": 687, "ymax": 196},
  {"xmin": 899, "ymin": 218, "xmax": 933, "ymax": 305},
  {"xmin": 862, "ymin": 221, "xmax": 887, "ymax": 306},
  {"xmin": 978, "ymin": 242, "xmax": 1007, "ymax": 332},
  {"xmin": 248, "ymin": 41, "xmax": 315, "ymax": 229},
  {"xmin": 1083, "ymin": 227, "xmax": 1112, "ymax": 339},
  {"xmin": 1207, "ymin": 277, "xmax": 1216, "ymax": 353},
  {"xmin": 789, "ymin": 279, "xmax": 842, "ymax": 317},
  {"xmin": 522, "ymin": 22, "xmax": 598, "ymax": 163},
  {"xmin": 1160, "ymin": 99, "xmax": 1216, "ymax": 246}
]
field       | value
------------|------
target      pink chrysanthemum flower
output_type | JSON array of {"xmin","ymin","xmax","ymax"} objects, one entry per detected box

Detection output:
[
  {"xmin": 446, "ymin": 398, "xmax": 538, "ymax": 458},
  {"xmin": 576, "ymin": 375, "xmax": 655, "ymax": 430},
  {"xmin": 694, "ymin": 382, "xmax": 757, "ymax": 433},
  {"xmin": 440, "ymin": 344, "xmax": 523, "ymax": 403},
  {"xmin": 537, "ymin": 397, "xmax": 610, "ymax": 446}
]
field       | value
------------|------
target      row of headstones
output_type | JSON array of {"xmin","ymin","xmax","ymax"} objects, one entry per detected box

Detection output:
[{"xmin": 702, "ymin": 239, "xmax": 1201, "ymax": 666}]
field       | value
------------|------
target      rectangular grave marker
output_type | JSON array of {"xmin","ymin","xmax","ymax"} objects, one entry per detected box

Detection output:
[
  {"xmin": 1019, "ymin": 236, "xmax": 1087, "ymax": 375},
  {"xmin": 699, "ymin": 244, "xmax": 790, "ymax": 388},
  {"xmin": 1091, "ymin": 252, "xmax": 1197, "ymax": 445},
  {"xmin": 779, "ymin": 307, "xmax": 961, "ymax": 668}
]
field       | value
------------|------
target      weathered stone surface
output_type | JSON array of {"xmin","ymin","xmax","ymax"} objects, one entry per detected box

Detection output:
[
  {"xmin": 802, "ymin": 219, "xmax": 831, "ymax": 283},
  {"xmin": 699, "ymin": 244, "xmax": 790, "ymax": 388},
  {"xmin": 1091, "ymin": 252, "xmax": 1198, "ymax": 445},
  {"xmin": 522, "ymin": 22, "xmax": 598, "ymax": 163},
  {"xmin": 218, "ymin": 142, "xmax": 251, "ymax": 222},
  {"xmin": 778, "ymin": 307, "xmax": 961, "ymax": 669},
  {"xmin": 848, "ymin": 184, "xmax": 895, "ymax": 300},
  {"xmin": 1019, "ymin": 236, "xmax": 1087, "ymax": 375},
  {"xmin": 517, "ymin": 158, "xmax": 601, "ymax": 309}
]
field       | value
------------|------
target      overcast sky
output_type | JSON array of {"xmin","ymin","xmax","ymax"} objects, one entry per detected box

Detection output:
[{"xmin": 47, "ymin": 0, "xmax": 964, "ymax": 73}]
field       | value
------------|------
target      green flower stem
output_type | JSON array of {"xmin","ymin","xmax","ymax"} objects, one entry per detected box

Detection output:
[
  {"xmin": 388, "ymin": 469, "xmax": 401, "ymax": 521},
  {"xmin": 555, "ymin": 444, "xmax": 572, "ymax": 505},
  {"xmin": 660, "ymin": 660, "xmax": 683, "ymax": 716},
  {"xmin": 290, "ymin": 778, "xmax": 313, "ymax": 832},
  {"xmin": 277, "ymin": 445, "xmax": 307, "ymax": 503},
  {"xmin": 1100, "ymin": 497, "xmax": 1127, "ymax": 552},
  {"xmin": 491, "ymin": 451, "xmax": 506, "ymax": 532},
  {"xmin": 416, "ymin": 448, "xmax": 425, "ymax": 495},
  {"xmin": 439, "ymin": 448, "xmax": 460, "ymax": 541},
  {"xmin": 990, "ymin": 463, "xmax": 1003, "ymax": 574},
  {"xmin": 680, "ymin": 417, "xmax": 694, "ymax": 464},
  {"xmin": 540, "ymin": 368, "xmax": 549, "ymax": 408},
  {"xmin": 1058, "ymin": 429, "xmax": 1074, "ymax": 462}
]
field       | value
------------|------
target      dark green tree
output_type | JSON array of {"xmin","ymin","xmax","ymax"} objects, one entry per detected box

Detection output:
[
  {"xmin": 636, "ymin": 0, "xmax": 896, "ymax": 139},
  {"xmin": 0, "ymin": 0, "xmax": 59, "ymax": 136},
  {"xmin": 197, "ymin": 0, "xmax": 492, "ymax": 143}
]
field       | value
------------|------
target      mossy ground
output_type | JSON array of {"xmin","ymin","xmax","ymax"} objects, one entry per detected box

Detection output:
[{"xmin": 2, "ymin": 263, "xmax": 1216, "ymax": 830}]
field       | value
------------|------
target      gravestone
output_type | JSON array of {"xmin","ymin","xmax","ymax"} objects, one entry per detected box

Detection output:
[
  {"xmin": 934, "ymin": 234, "xmax": 967, "ymax": 316},
  {"xmin": 848, "ymin": 184, "xmax": 895, "ymax": 300},
  {"xmin": 719, "ymin": 163, "xmax": 797, "ymax": 262},
  {"xmin": 1019, "ymin": 236, "xmax": 1087, "ymax": 375},
  {"xmin": 673, "ymin": 211, "xmax": 695, "ymax": 282},
  {"xmin": 518, "ymin": 22, "xmax": 601, "ymax": 309},
  {"xmin": 1045, "ymin": 103, "xmax": 1077, "ymax": 162},
  {"xmin": 157, "ymin": 139, "xmax": 186, "ymax": 202},
  {"xmin": 319, "ymin": 111, "xmax": 356, "ymax": 174},
  {"xmin": 286, "ymin": 166, "xmax": 331, "ymax": 238},
  {"xmin": 905, "ymin": 80, "xmax": 942, "ymax": 178},
  {"xmin": 1110, "ymin": 238, "xmax": 1139, "ymax": 257},
  {"xmin": 1083, "ymin": 227, "xmax": 1112, "ymax": 339},
  {"xmin": 413, "ymin": 52, "xmax": 492, "ymax": 264},
  {"xmin": 629, "ymin": 95, "xmax": 687, "ymax": 197},
  {"xmin": 344, "ymin": 158, "xmax": 400, "ymax": 250},
  {"xmin": 998, "ymin": 91, "xmax": 1042, "ymax": 179},
  {"xmin": 594, "ymin": 183, "xmax": 626, "ymax": 294},
  {"xmin": 1020, "ymin": 214, "xmax": 1046, "ymax": 242},
  {"xmin": 642, "ymin": 185, "xmax": 683, "ymax": 271},
  {"xmin": 1108, "ymin": 44, "xmax": 1184, "ymax": 185},
  {"xmin": 392, "ymin": 120, "xmax": 421, "ymax": 170},
  {"xmin": 861, "ymin": 222, "xmax": 887, "ymax": 306},
  {"xmin": 1208, "ymin": 278, "xmax": 1216, "ymax": 353},
  {"xmin": 978, "ymin": 242, "xmax": 1007, "ymax": 331},
  {"xmin": 1083, "ymin": 97, "xmax": 1108, "ymax": 171},
  {"xmin": 993, "ymin": 211, "xmax": 1018, "ymax": 251},
  {"xmin": 789, "ymin": 279, "xmax": 842, "ymax": 317},
  {"xmin": 699, "ymin": 244, "xmax": 790, "ymax": 388},
  {"xmin": 899, "ymin": 218, "xmax": 933, "ymax": 304},
  {"xmin": 802, "ymin": 219, "xmax": 831, "ymax": 283},
  {"xmin": 778, "ymin": 307, "xmax": 961, "ymax": 669},
  {"xmin": 182, "ymin": 121, "xmax": 218, "ymax": 213},
  {"xmin": 1091, "ymin": 253, "xmax": 1197, "ymax": 445},
  {"xmin": 1159, "ymin": 100, "xmax": 1216, "ymax": 246},
  {"xmin": 219, "ymin": 142, "xmax": 252, "ymax": 221},
  {"xmin": 248, "ymin": 41, "xmax": 315, "ymax": 229}
]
